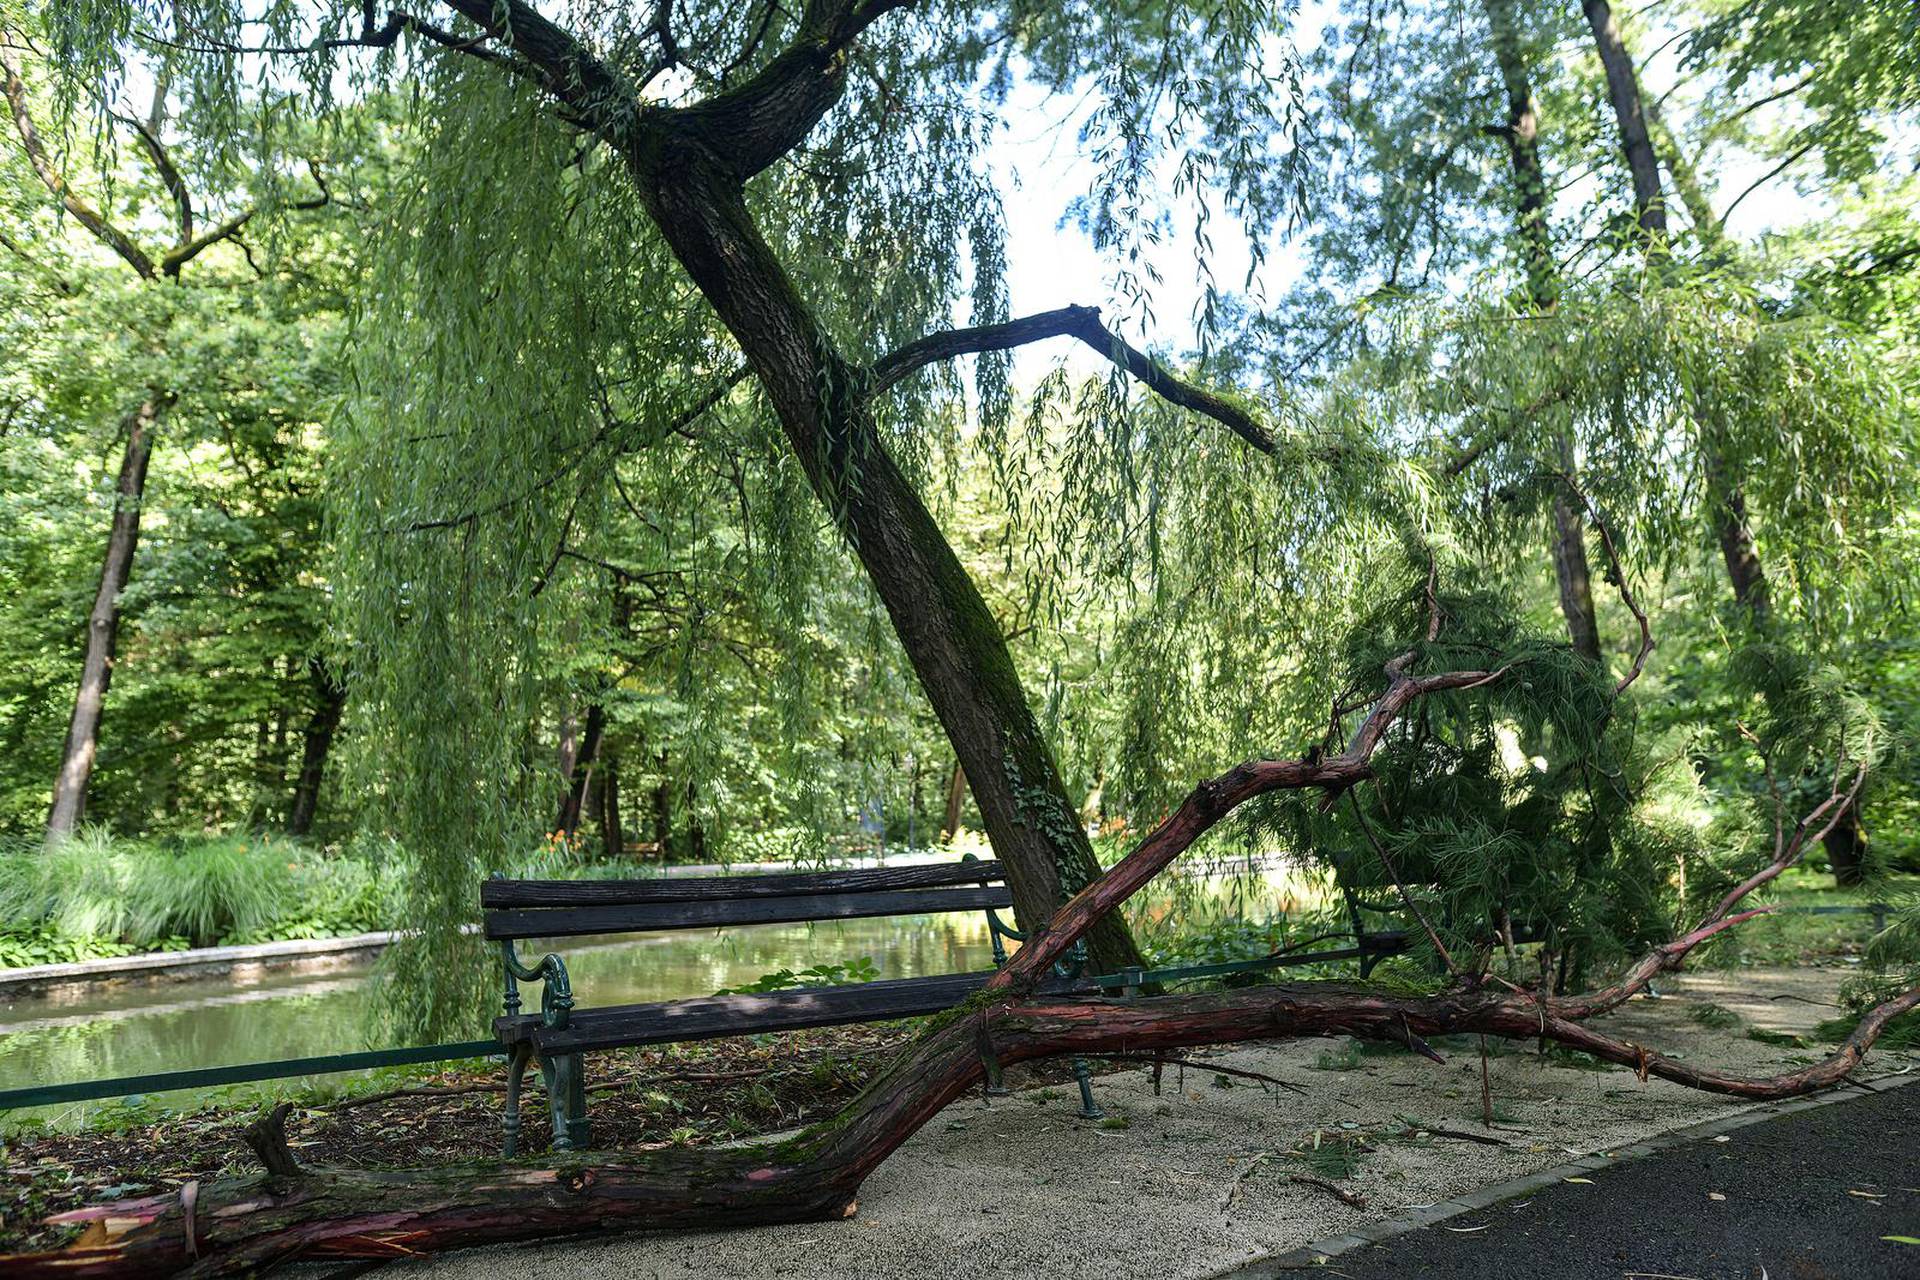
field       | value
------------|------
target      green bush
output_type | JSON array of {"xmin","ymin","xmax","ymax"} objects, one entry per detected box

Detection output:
[
  {"xmin": 0, "ymin": 828, "xmax": 409, "ymax": 963},
  {"xmin": 125, "ymin": 836, "xmax": 296, "ymax": 947}
]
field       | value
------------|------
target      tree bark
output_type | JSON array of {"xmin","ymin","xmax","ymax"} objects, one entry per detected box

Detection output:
[
  {"xmin": 286, "ymin": 659, "xmax": 347, "ymax": 837},
  {"xmin": 600, "ymin": 753, "xmax": 624, "ymax": 859},
  {"xmin": 46, "ymin": 395, "xmax": 167, "ymax": 841},
  {"xmin": 1583, "ymin": 0, "xmax": 1666, "ymax": 241},
  {"xmin": 941, "ymin": 759, "xmax": 968, "ymax": 842},
  {"xmin": 555, "ymin": 704, "xmax": 605, "ymax": 839},
  {"xmin": 1550, "ymin": 488, "xmax": 1602, "ymax": 663},
  {"xmin": 1483, "ymin": 0, "xmax": 1602, "ymax": 664},
  {"xmin": 626, "ymin": 143, "xmax": 1143, "ymax": 972}
]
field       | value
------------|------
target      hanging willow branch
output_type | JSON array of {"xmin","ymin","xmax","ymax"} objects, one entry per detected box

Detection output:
[{"xmin": 863, "ymin": 304, "xmax": 1281, "ymax": 455}]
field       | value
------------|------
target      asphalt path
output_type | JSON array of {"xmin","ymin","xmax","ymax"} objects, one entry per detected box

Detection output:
[{"xmin": 1315, "ymin": 1080, "xmax": 1919, "ymax": 1280}]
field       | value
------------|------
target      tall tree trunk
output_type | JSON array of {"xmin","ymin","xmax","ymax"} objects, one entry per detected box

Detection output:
[
  {"xmin": 1823, "ymin": 805, "xmax": 1868, "ymax": 887},
  {"xmin": 1643, "ymin": 99, "xmax": 1779, "ymax": 633},
  {"xmin": 941, "ymin": 759, "xmax": 967, "ymax": 842},
  {"xmin": 685, "ymin": 779, "xmax": 707, "ymax": 864},
  {"xmin": 1550, "ymin": 488, "xmax": 1603, "ymax": 663},
  {"xmin": 1483, "ymin": 0, "xmax": 1602, "ymax": 663},
  {"xmin": 651, "ymin": 750, "xmax": 672, "ymax": 858},
  {"xmin": 1483, "ymin": 0, "xmax": 1557, "ymax": 310},
  {"xmin": 46, "ymin": 395, "xmax": 166, "ymax": 841},
  {"xmin": 555, "ymin": 704, "xmax": 605, "ymax": 839},
  {"xmin": 631, "ymin": 148, "xmax": 1144, "ymax": 972},
  {"xmin": 286, "ymin": 659, "xmax": 347, "ymax": 837},
  {"xmin": 1583, "ymin": 0, "xmax": 1666, "ymax": 242},
  {"xmin": 600, "ymin": 753, "xmax": 624, "ymax": 860},
  {"xmin": 1597, "ymin": 4, "xmax": 1828, "ymax": 874}
]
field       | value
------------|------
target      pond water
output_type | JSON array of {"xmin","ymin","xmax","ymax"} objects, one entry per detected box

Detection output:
[{"xmin": 0, "ymin": 858, "xmax": 1327, "ymax": 1125}]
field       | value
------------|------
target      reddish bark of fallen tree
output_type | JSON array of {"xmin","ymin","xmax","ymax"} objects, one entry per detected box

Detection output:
[
  {"xmin": 14, "ymin": 978, "xmax": 1917, "ymax": 1278},
  {"xmin": 11, "ymin": 550, "xmax": 1913, "ymax": 1278}
]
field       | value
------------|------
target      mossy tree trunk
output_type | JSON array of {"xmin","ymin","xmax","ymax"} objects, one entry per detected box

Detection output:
[{"xmin": 602, "ymin": 51, "xmax": 1144, "ymax": 969}]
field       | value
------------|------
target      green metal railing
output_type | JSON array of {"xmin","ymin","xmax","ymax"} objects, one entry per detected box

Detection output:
[
  {"xmin": 0, "ymin": 1040, "xmax": 501, "ymax": 1113},
  {"xmin": 1, "ymin": 903, "xmax": 1891, "ymax": 1115}
]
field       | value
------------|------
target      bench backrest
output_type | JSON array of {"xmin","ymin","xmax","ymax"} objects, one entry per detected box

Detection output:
[{"xmin": 481, "ymin": 859, "xmax": 1011, "ymax": 941}]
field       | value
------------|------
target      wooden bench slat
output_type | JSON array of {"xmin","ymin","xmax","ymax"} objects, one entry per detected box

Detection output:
[
  {"xmin": 482, "ymin": 885, "xmax": 1015, "ymax": 940},
  {"xmin": 500, "ymin": 970, "xmax": 1091, "ymax": 1055},
  {"xmin": 481, "ymin": 859, "xmax": 1004, "ymax": 909}
]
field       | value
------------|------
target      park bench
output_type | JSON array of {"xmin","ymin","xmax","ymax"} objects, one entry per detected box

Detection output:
[
  {"xmin": 482, "ymin": 855, "xmax": 1416, "ymax": 1156},
  {"xmin": 480, "ymin": 857, "xmax": 1106, "ymax": 1155}
]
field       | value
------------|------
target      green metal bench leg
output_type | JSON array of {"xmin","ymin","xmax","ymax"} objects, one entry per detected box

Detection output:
[
  {"xmin": 981, "ymin": 1048, "xmax": 1010, "ymax": 1097},
  {"xmin": 541, "ymin": 1051, "xmax": 588, "ymax": 1152},
  {"xmin": 567, "ymin": 1054, "xmax": 589, "ymax": 1150},
  {"xmin": 1072, "ymin": 1056, "xmax": 1103, "ymax": 1120},
  {"xmin": 502, "ymin": 1042, "xmax": 533, "ymax": 1158}
]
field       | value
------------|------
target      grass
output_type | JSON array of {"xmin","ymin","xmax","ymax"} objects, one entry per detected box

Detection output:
[
  {"xmin": 1696, "ymin": 866, "xmax": 1920, "ymax": 968},
  {"xmin": 0, "ymin": 829, "xmax": 405, "ymax": 962}
]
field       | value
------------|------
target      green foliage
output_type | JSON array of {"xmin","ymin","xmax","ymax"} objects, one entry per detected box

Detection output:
[
  {"xmin": 0, "ymin": 829, "xmax": 402, "ymax": 960},
  {"xmin": 2, "ymin": 0, "xmax": 1917, "ymax": 1042},
  {"xmin": 715, "ymin": 957, "xmax": 881, "ymax": 997}
]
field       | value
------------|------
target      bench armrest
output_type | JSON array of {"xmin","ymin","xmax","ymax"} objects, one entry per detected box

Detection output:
[{"xmin": 500, "ymin": 939, "xmax": 574, "ymax": 1033}]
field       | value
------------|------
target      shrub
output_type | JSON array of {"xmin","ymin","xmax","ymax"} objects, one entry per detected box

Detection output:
[{"xmin": 125, "ymin": 836, "xmax": 298, "ymax": 947}]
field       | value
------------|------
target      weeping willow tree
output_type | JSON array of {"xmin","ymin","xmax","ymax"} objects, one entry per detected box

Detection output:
[
  {"xmin": 9, "ymin": 0, "xmax": 1920, "ymax": 1270},
  {"xmin": 22, "ymin": 0, "xmax": 1343, "ymax": 1026}
]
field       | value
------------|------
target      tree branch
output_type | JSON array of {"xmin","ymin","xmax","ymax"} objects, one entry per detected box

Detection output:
[
  {"xmin": 865, "ymin": 304, "xmax": 1281, "ymax": 456},
  {"xmin": 1, "ymin": 42, "xmax": 156, "ymax": 279},
  {"xmin": 433, "ymin": 0, "xmax": 640, "ymax": 137},
  {"xmin": 656, "ymin": 0, "xmax": 919, "ymax": 177},
  {"xmin": 116, "ymin": 113, "xmax": 192, "ymax": 245}
]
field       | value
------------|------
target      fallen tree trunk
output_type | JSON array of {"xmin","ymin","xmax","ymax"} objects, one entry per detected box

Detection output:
[
  {"xmin": 15, "ymin": 977, "xmax": 1917, "ymax": 1279},
  {"xmin": 13, "ymin": 541, "xmax": 1913, "ymax": 1278}
]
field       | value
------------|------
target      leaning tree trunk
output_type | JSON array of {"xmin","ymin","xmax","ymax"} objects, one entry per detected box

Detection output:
[
  {"xmin": 629, "ymin": 145, "xmax": 1144, "ymax": 973},
  {"xmin": 46, "ymin": 395, "xmax": 166, "ymax": 841},
  {"xmin": 285, "ymin": 658, "xmax": 347, "ymax": 837},
  {"xmin": 555, "ymin": 704, "xmax": 606, "ymax": 839},
  {"xmin": 1483, "ymin": 0, "xmax": 1601, "ymax": 664}
]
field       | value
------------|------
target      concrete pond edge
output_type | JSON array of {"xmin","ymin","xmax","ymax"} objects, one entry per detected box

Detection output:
[{"xmin": 1213, "ymin": 1066, "xmax": 1920, "ymax": 1275}]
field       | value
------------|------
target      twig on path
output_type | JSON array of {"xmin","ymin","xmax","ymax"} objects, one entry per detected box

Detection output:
[
  {"xmin": 1221, "ymin": 1151, "xmax": 1274, "ymax": 1209},
  {"xmin": 1288, "ymin": 1172, "xmax": 1368, "ymax": 1208},
  {"xmin": 1402, "ymin": 1119, "xmax": 1511, "ymax": 1146},
  {"xmin": 1101, "ymin": 1054, "xmax": 1308, "ymax": 1096}
]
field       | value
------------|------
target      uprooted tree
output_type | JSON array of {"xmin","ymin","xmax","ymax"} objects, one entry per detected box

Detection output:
[{"xmin": 10, "ymin": 542, "xmax": 1918, "ymax": 1275}]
